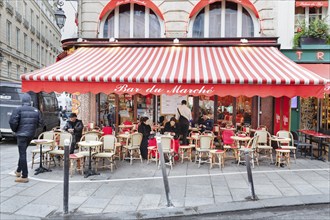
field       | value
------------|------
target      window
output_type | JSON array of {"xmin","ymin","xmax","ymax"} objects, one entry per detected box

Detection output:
[
  {"xmin": 16, "ymin": 65, "xmax": 20, "ymax": 79},
  {"xmin": 30, "ymin": 9, "xmax": 34, "ymax": 26},
  {"xmin": 36, "ymin": 43, "xmax": 40, "ymax": 62},
  {"xmin": 24, "ymin": 33, "xmax": 28, "ymax": 55},
  {"xmin": 30, "ymin": 38, "xmax": 34, "ymax": 58},
  {"xmin": 23, "ymin": 1, "xmax": 27, "ymax": 18},
  {"xmin": 7, "ymin": 61, "xmax": 12, "ymax": 77},
  {"xmin": 36, "ymin": 15, "xmax": 39, "ymax": 29},
  {"xmin": 191, "ymin": 1, "xmax": 255, "ymax": 37},
  {"xmin": 295, "ymin": 6, "xmax": 325, "ymax": 31},
  {"xmin": 16, "ymin": 28, "xmax": 20, "ymax": 50},
  {"xmin": 6, "ymin": 20, "xmax": 11, "ymax": 45},
  {"xmin": 102, "ymin": 3, "xmax": 162, "ymax": 38},
  {"xmin": 24, "ymin": 67, "xmax": 27, "ymax": 73}
]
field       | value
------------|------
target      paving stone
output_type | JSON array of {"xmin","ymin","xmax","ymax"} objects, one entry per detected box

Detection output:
[
  {"xmin": 15, "ymin": 203, "xmax": 58, "ymax": 218},
  {"xmin": 184, "ymin": 196, "xmax": 214, "ymax": 207},
  {"xmin": 0, "ymin": 213, "xmax": 40, "ymax": 220},
  {"xmin": 293, "ymin": 184, "xmax": 322, "ymax": 195},
  {"xmin": 18, "ymin": 182, "xmax": 58, "ymax": 197},
  {"xmin": 80, "ymin": 197, "xmax": 110, "ymax": 209},
  {"xmin": 254, "ymin": 184, "xmax": 282, "ymax": 196},
  {"xmin": 1, "ymin": 185, "xmax": 27, "ymax": 197},
  {"xmin": 276, "ymin": 187, "xmax": 300, "ymax": 196},
  {"xmin": 185, "ymin": 184, "xmax": 213, "ymax": 197},
  {"xmin": 103, "ymin": 204, "xmax": 138, "ymax": 213},
  {"xmin": 0, "ymin": 195, "xmax": 35, "ymax": 213},
  {"xmin": 109, "ymin": 195, "xmax": 142, "ymax": 207},
  {"xmin": 77, "ymin": 207, "xmax": 104, "ymax": 214},
  {"xmin": 214, "ymin": 195, "xmax": 233, "ymax": 203},
  {"xmin": 137, "ymin": 194, "xmax": 162, "ymax": 210}
]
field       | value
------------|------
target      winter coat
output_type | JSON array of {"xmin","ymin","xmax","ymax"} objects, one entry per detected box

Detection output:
[{"xmin": 9, "ymin": 93, "xmax": 43, "ymax": 138}]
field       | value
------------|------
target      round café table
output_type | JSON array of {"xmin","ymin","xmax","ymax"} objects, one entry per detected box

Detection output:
[
  {"xmin": 31, "ymin": 139, "xmax": 54, "ymax": 175},
  {"xmin": 77, "ymin": 140, "xmax": 102, "ymax": 178}
]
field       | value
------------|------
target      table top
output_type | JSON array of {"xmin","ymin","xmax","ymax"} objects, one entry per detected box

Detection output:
[
  {"xmin": 117, "ymin": 133, "xmax": 131, "ymax": 139},
  {"xmin": 31, "ymin": 139, "xmax": 54, "ymax": 144},
  {"xmin": 230, "ymin": 135, "xmax": 251, "ymax": 141},
  {"xmin": 78, "ymin": 140, "xmax": 102, "ymax": 147},
  {"xmin": 298, "ymin": 130, "xmax": 330, "ymax": 139},
  {"xmin": 270, "ymin": 136, "xmax": 291, "ymax": 142},
  {"xmin": 119, "ymin": 124, "xmax": 134, "ymax": 128},
  {"xmin": 220, "ymin": 127, "xmax": 236, "ymax": 131}
]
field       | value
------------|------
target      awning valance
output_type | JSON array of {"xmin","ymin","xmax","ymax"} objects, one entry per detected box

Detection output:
[
  {"xmin": 296, "ymin": 0, "xmax": 328, "ymax": 7},
  {"xmin": 21, "ymin": 46, "xmax": 329, "ymax": 98},
  {"xmin": 299, "ymin": 63, "xmax": 330, "ymax": 94}
]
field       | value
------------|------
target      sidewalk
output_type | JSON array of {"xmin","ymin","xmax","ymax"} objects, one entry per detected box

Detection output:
[{"xmin": 1, "ymin": 143, "xmax": 329, "ymax": 219}]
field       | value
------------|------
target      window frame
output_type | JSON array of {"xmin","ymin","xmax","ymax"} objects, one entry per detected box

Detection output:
[
  {"xmin": 188, "ymin": 0, "xmax": 259, "ymax": 38},
  {"xmin": 99, "ymin": 3, "xmax": 164, "ymax": 38}
]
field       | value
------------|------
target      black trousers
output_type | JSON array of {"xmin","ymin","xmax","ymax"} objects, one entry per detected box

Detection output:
[
  {"xmin": 17, "ymin": 136, "xmax": 32, "ymax": 178},
  {"xmin": 179, "ymin": 123, "xmax": 189, "ymax": 145}
]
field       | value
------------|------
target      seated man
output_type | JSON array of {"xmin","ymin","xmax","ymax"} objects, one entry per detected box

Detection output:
[{"xmin": 63, "ymin": 113, "xmax": 84, "ymax": 154}]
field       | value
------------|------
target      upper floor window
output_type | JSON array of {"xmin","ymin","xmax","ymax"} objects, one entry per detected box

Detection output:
[
  {"xmin": 294, "ymin": 6, "xmax": 327, "ymax": 31},
  {"xmin": 190, "ymin": 1, "xmax": 256, "ymax": 38},
  {"xmin": 102, "ymin": 3, "xmax": 162, "ymax": 38},
  {"xmin": 6, "ymin": 20, "xmax": 12, "ymax": 45}
]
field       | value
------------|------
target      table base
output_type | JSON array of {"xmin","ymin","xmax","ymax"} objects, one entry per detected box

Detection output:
[
  {"xmin": 35, "ymin": 166, "xmax": 51, "ymax": 175},
  {"xmin": 84, "ymin": 169, "xmax": 99, "ymax": 178}
]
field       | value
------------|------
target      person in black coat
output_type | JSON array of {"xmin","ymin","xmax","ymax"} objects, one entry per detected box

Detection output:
[
  {"xmin": 164, "ymin": 117, "xmax": 179, "ymax": 136},
  {"xmin": 138, "ymin": 117, "xmax": 151, "ymax": 160},
  {"xmin": 63, "ymin": 113, "xmax": 84, "ymax": 154},
  {"xmin": 9, "ymin": 93, "xmax": 43, "ymax": 183}
]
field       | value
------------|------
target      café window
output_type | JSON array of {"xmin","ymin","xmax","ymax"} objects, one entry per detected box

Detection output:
[
  {"xmin": 294, "ymin": 6, "xmax": 327, "ymax": 32},
  {"xmin": 102, "ymin": 3, "xmax": 163, "ymax": 38},
  {"xmin": 190, "ymin": 1, "xmax": 255, "ymax": 37}
]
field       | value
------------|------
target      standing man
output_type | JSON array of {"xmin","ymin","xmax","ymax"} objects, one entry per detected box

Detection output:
[
  {"xmin": 176, "ymin": 100, "xmax": 192, "ymax": 145},
  {"xmin": 63, "ymin": 113, "xmax": 84, "ymax": 154},
  {"xmin": 9, "ymin": 93, "xmax": 43, "ymax": 183}
]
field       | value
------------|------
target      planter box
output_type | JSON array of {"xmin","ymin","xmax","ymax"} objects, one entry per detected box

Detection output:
[{"xmin": 300, "ymin": 37, "xmax": 327, "ymax": 49}]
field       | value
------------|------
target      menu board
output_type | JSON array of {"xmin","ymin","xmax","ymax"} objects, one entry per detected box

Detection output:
[{"xmin": 160, "ymin": 94, "xmax": 187, "ymax": 115}]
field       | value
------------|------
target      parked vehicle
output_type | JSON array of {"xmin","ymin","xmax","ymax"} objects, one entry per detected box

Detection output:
[{"xmin": 0, "ymin": 81, "xmax": 60, "ymax": 140}]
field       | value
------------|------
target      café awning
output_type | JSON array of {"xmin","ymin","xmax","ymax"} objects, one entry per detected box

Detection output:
[
  {"xmin": 21, "ymin": 45, "xmax": 329, "ymax": 98},
  {"xmin": 295, "ymin": 0, "xmax": 328, "ymax": 7}
]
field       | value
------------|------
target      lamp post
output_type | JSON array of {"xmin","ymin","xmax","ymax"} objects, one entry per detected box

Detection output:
[{"xmin": 54, "ymin": 0, "xmax": 66, "ymax": 29}]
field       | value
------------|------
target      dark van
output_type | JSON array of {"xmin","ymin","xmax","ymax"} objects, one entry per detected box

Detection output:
[{"xmin": 0, "ymin": 81, "xmax": 60, "ymax": 140}]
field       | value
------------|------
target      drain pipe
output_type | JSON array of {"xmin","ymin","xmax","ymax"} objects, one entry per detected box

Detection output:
[
  {"xmin": 63, "ymin": 139, "xmax": 70, "ymax": 214},
  {"xmin": 257, "ymin": 96, "xmax": 261, "ymax": 127}
]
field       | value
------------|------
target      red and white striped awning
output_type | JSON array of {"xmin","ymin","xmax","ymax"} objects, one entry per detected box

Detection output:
[{"xmin": 21, "ymin": 46, "xmax": 329, "ymax": 98}]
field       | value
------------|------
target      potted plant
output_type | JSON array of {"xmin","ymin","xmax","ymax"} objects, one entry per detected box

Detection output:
[{"xmin": 293, "ymin": 18, "xmax": 330, "ymax": 48}]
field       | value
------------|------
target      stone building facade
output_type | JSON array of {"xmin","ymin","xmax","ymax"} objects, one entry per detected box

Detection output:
[{"xmin": 0, "ymin": 0, "xmax": 62, "ymax": 82}]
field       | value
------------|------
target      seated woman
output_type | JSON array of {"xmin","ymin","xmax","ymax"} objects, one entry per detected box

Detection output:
[{"xmin": 164, "ymin": 117, "xmax": 179, "ymax": 136}]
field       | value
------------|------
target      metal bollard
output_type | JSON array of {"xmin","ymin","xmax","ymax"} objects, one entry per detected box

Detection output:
[
  {"xmin": 244, "ymin": 150, "xmax": 258, "ymax": 201},
  {"xmin": 63, "ymin": 139, "xmax": 70, "ymax": 214},
  {"xmin": 158, "ymin": 141, "xmax": 174, "ymax": 207}
]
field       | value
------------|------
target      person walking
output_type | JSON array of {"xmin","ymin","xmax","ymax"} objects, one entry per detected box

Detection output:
[
  {"xmin": 63, "ymin": 113, "xmax": 84, "ymax": 154},
  {"xmin": 9, "ymin": 93, "xmax": 43, "ymax": 183},
  {"xmin": 176, "ymin": 100, "xmax": 192, "ymax": 145}
]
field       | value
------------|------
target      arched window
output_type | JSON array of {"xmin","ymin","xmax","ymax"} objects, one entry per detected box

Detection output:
[
  {"xmin": 191, "ymin": 1, "xmax": 256, "ymax": 38},
  {"xmin": 102, "ymin": 3, "xmax": 162, "ymax": 38}
]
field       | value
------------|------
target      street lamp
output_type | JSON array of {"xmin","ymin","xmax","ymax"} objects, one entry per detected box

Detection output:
[{"xmin": 54, "ymin": 0, "xmax": 66, "ymax": 29}]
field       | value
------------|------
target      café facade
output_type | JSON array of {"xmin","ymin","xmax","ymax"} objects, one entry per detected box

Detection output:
[{"xmin": 21, "ymin": 37, "xmax": 329, "ymax": 134}]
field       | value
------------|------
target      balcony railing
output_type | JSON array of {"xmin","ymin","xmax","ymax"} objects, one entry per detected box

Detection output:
[
  {"xmin": 5, "ymin": 2, "xmax": 14, "ymax": 15},
  {"xmin": 23, "ymin": 19, "xmax": 29, "ymax": 29},
  {"xmin": 15, "ymin": 11, "xmax": 22, "ymax": 23},
  {"xmin": 45, "ymin": 39, "xmax": 49, "ymax": 46},
  {"xmin": 41, "ymin": 35, "xmax": 45, "ymax": 43}
]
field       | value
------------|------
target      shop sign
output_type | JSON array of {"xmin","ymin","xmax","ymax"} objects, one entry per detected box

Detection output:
[
  {"xmin": 114, "ymin": 84, "xmax": 215, "ymax": 96},
  {"xmin": 282, "ymin": 49, "xmax": 330, "ymax": 63},
  {"xmin": 296, "ymin": 1, "xmax": 328, "ymax": 7}
]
